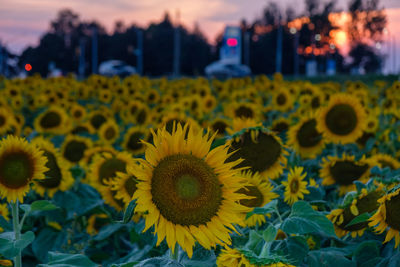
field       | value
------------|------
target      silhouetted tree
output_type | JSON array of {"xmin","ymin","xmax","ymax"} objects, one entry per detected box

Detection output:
[{"xmin": 347, "ymin": 0, "xmax": 387, "ymax": 73}]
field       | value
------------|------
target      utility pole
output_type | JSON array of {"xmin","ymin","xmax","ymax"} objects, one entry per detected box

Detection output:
[
  {"xmin": 244, "ymin": 31, "xmax": 250, "ymax": 66},
  {"xmin": 293, "ymin": 30, "xmax": 299, "ymax": 76},
  {"xmin": 275, "ymin": 14, "xmax": 283, "ymax": 73},
  {"xmin": 92, "ymin": 25, "xmax": 98, "ymax": 74},
  {"xmin": 136, "ymin": 29, "xmax": 143, "ymax": 75},
  {"xmin": 173, "ymin": 10, "xmax": 181, "ymax": 77},
  {"xmin": 78, "ymin": 38, "xmax": 86, "ymax": 79},
  {"xmin": 0, "ymin": 42, "xmax": 3, "ymax": 76}
]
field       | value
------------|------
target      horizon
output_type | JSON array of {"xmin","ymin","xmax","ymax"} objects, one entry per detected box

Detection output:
[{"xmin": 1, "ymin": 0, "xmax": 400, "ymax": 73}]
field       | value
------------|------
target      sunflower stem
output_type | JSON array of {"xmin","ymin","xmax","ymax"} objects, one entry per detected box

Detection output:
[{"xmin": 11, "ymin": 201, "xmax": 22, "ymax": 267}]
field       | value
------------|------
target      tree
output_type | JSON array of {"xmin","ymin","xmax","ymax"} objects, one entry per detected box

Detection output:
[{"xmin": 347, "ymin": 0, "xmax": 387, "ymax": 73}]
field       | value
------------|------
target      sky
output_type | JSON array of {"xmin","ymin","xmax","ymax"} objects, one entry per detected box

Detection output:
[{"xmin": 0, "ymin": 0, "xmax": 399, "ymax": 73}]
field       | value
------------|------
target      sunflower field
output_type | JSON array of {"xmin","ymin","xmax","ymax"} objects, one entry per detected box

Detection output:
[{"xmin": 0, "ymin": 74, "xmax": 400, "ymax": 267}]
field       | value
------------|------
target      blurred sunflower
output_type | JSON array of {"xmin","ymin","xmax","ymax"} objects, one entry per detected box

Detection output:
[
  {"xmin": 61, "ymin": 135, "xmax": 93, "ymax": 164},
  {"xmin": 272, "ymin": 89, "xmax": 294, "ymax": 112},
  {"xmin": 287, "ymin": 115, "xmax": 325, "ymax": 158},
  {"xmin": 227, "ymin": 128, "xmax": 287, "ymax": 179},
  {"xmin": 132, "ymin": 123, "xmax": 248, "ymax": 257},
  {"xmin": 271, "ymin": 118, "xmax": 290, "ymax": 135},
  {"xmin": 0, "ymin": 136, "xmax": 48, "ymax": 203},
  {"xmin": 217, "ymin": 247, "xmax": 295, "ymax": 267},
  {"xmin": 98, "ymin": 119, "xmax": 120, "ymax": 145},
  {"xmin": 0, "ymin": 203, "xmax": 9, "ymax": 221},
  {"xmin": 0, "ymin": 108, "xmax": 15, "ymax": 136},
  {"xmin": 34, "ymin": 106, "xmax": 71, "ymax": 135},
  {"xmin": 237, "ymin": 170, "xmax": 278, "ymax": 227},
  {"xmin": 226, "ymin": 117, "xmax": 262, "ymax": 136},
  {"xmin": 328, "ymin": 186, "xmax": 384, "ymax": 238},
  {"xmin": 208, "ymin": 117, "xmax": 230, "ymax": 138},
  {"xmin": 82, "ymin": 146, "xmax": 117, "ymax": 167},
  {"xmin": 369, "ymin": 187, "xmax": 400, "ymax": 247},
  {"xmin": 370, "ymin": 153, "xmax": 400, "ymax": 170},
  {"xmin": 86, "ymin": 213, "xmax": 110, "ymax": 235},
  {"xmin": 320, "ymin": 155, "xmax": 376, "ymax": 195},
  {"xmin": 122, "ymin": 126, "xmax": 149, "ymax": 155},
  {"xmin": 282, "ymin": 167, "xmax": 309, "ymax": 205},
  {"xmin": 88, "ymin": 111, "xmax": 108, "ymax": 131},
  {"xmin": 225, "ymin": 102, "xmax": 260, "ymax": 120},
  {"xmin": 108, "ymin": 171, "xmax": 138, "ymax": 206},
  {"xmin": 88, "ymin": 151, "xmax": 134, "ymax": 190},
  {"xmin": 31, "ymin": 138, "xmax": 74, "ymax": 197},
  {"xmin": 70, "ymin": 104, "xmax": 86, "ymax": 122},
  {"xmin": 316, "ymin": 94, "xmax": 366, "ymax": 144}
]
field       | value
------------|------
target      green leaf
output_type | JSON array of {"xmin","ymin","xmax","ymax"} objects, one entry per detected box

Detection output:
[
  {"xmin": 353, "ymin": 241, "xmax": 381, "ymax": 267},
  {"xmin": 134, "ymin": 256, "xmax": 183, "ymax": 267},
  {"xmin": 244, "ymin": 230, "xmax": 264, "ymax": 252},
  {"xmin": 32, "ymin": 228, "xmax": 67, "ymax": 262},
  {"xmin": 31, "ymin": 200, "xmax": 58, "ymax": 212},
  {"xmin": 93, "ymin": 223, "xmax": 125, "ymax": 241},
  {"xmin": 0, "ymin": 231, "xmax": 35, "ymax": 258},
  {"xmin": 345, "ymin": 212, "xmax": 371, "ymax": 227},
  {"xmin": 246, "ymin": 200, "xmax": 277, "ymax": 219},
  {"xmin": 262, "ymin": 224, "xmax": 277, "ymax": 243},
  {"xmin": 123, "ymin": 200, "xmax": 136, "ymax": 224},
  {"xmin": 38, "ymin": 252, "xmax": 97, "ymax": 267},
  {"xmin": 281, "ymin": 201, "xmax": 335, "ymax": 237},
  {"xmin": 307, "ymin": 250, "xmax": 356, "ymax": 267}
]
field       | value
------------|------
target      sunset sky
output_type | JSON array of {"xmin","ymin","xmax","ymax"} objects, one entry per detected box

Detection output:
[{"xmin": 1, "ymin": 0, "xmax": 399, "ymax": 73}]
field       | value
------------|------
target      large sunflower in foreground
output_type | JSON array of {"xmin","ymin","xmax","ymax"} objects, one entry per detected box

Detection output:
[
  {"xmin": 217, "ymin": 247, "xmax": 295, "ymax": 267},
  {"xmin": 226, "ymin": 128, "xmax": 287, "ymax": 179},
  {"xmin": 369, "ymin": 187, "xmax": 400, "ymax": 248},
  {"xmin": 131, "ymin": 123, "xmax": 249, "ymax": 257},
  {"xmin": 287, "ymin": 115, "xmax": 325, "ymax": 159},
  {"xmin": 316, "ymin": 94, "xmax": 366, "ymax": 144},
  {"xmin": 0, "ymin": 136, "xmax": 48, "ymax": 203},
  {"xmin": 320, "ymin": 154, "xmax": 376, "ymax": 195},
  {"xmin": 282, "ymin": 167, "xmax": 309, "ymax": 205},
  {"xmin": 237, "ymin": 170, "xmax": 278, "ymax": 227},
  {"xmin": 328, "ymin": 186, "xmax": 384, "ymax": 238},
  {"xmin": 32, "ymin": 137, "xmax": 74, "ymax": 197}
]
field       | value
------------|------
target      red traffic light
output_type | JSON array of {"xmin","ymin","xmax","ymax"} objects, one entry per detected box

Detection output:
[
  {"xmin": 226, "ymin": 38, "xmax": 238, "ymax": 47},
  {"xmin": 25, "ymin": 64, "xmax": 32, "ymax": 72}
]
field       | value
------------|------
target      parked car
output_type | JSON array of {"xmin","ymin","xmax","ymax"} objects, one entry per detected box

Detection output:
[
  {"xmin": 205, "ymin": 60, "xmax": 251, "ymax": 79},
  {"xmin": 99, "ymin": 60, "xmax": 136, "ymax": 77}
]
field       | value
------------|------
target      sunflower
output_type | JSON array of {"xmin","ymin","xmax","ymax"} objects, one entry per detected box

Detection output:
[
  {"xmin": 272, "ymin": 89, "xmax": 294, "ymax": 112},
  {"xmin": 226, "ymin": 128, "xmax": 287, "ymax": 179},
  {"xmin": 132, "ymin": 123, "xmax": 249, "ymax": 257},
  {"xmin": 98, "ymin": 179, "xmax": 126, "ymax": 211},
  {"xmin": 320, "ymin": 154, "xmax": 376, "ymax": 195},
  {"xmin": 328, "ymin": 187, "xmax": 384, "ymax": 238},
  {"xmin": 217, "ymin": 247, "xmax": 295, "ymax": 267},
  {"xmin": 81, "ymin": 146, "xmax": 117, "ymax": 167},
  {"xmin": 0, "ymin": 203, "xmax": 9, "ymax": 221},
  {"xmin": 88, "ymin": 111, "xmax": 108, "ymax": 131},
  {"xmin": 226, "ymin": 118, "xmax": 262, "ymax": 136},
  {"xmin": 31, "ymin": 137, "xmax": 74, "ymax": 197},
  {"xmin": 271, "ymin": 118, "xmax": 290, "ymax": 135},
  {"xmin": 237, "ymin": 170, "xmax": 278, "ymax": 227},
  {"xmin": 88, "ymin": 151, "xmax": 135, "ymax": 190},
  {"xmin": 282, "ymin": 167, "xmax": 309, "ymax": 205},
  {"xmin": 70, "ymin": 104, "xmax": 86, "ymax": 122},
  {"xmin": 122, "ymin": 126, "xmax": 149, "ymax": 155},
  {"xmin": 86, "ymin": 213, "xmax": 110, "ymax": 235},
  {"xmin": 225, "ymin": 102, "xmax": 261, "ymax": 120},
  {"xmin": 370, "ymin": 154, "xmax": 400, "ymax": 170},
  {"xmin": 287, "ymin": 115, "xmax": 325, "ymax": 159},
  {"xmin": 108, "ymin": 171, "xmax": 138, "ymax": 206},
  {"xmin": 202, "ymin": 94, "xmax": 217, "ymax": 113},
  {"xmin": 208, "ymin": 117, "xmax": 230, "ymax": 139},
  {"xmin": 316, "ymin": 94, "xmax": 366, "ymax": 144},
  {"xmin": 369, "ymin": 187, "xmax": 400, "ymax": 248},
  {"xmin": 0, "ymin": 108, "xmax": 15, "ymax": 136},
  {"xmin": 61, "ymin": 135, "xmax": 93, "ymax": 164},
  {"xmin": 0, "ymin": 136, "xmax": 48, "ymax": 203},
  {"xmin": 98, "ymin": 119, "xmax": 120, "ymax": 145},
  {"xmin": 145, "ymin": 89, "xmax": 160, "ymax": 104},
  {"xmin": 34, "ymin": 106, "xmax": 71, "ymax": 135}
]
